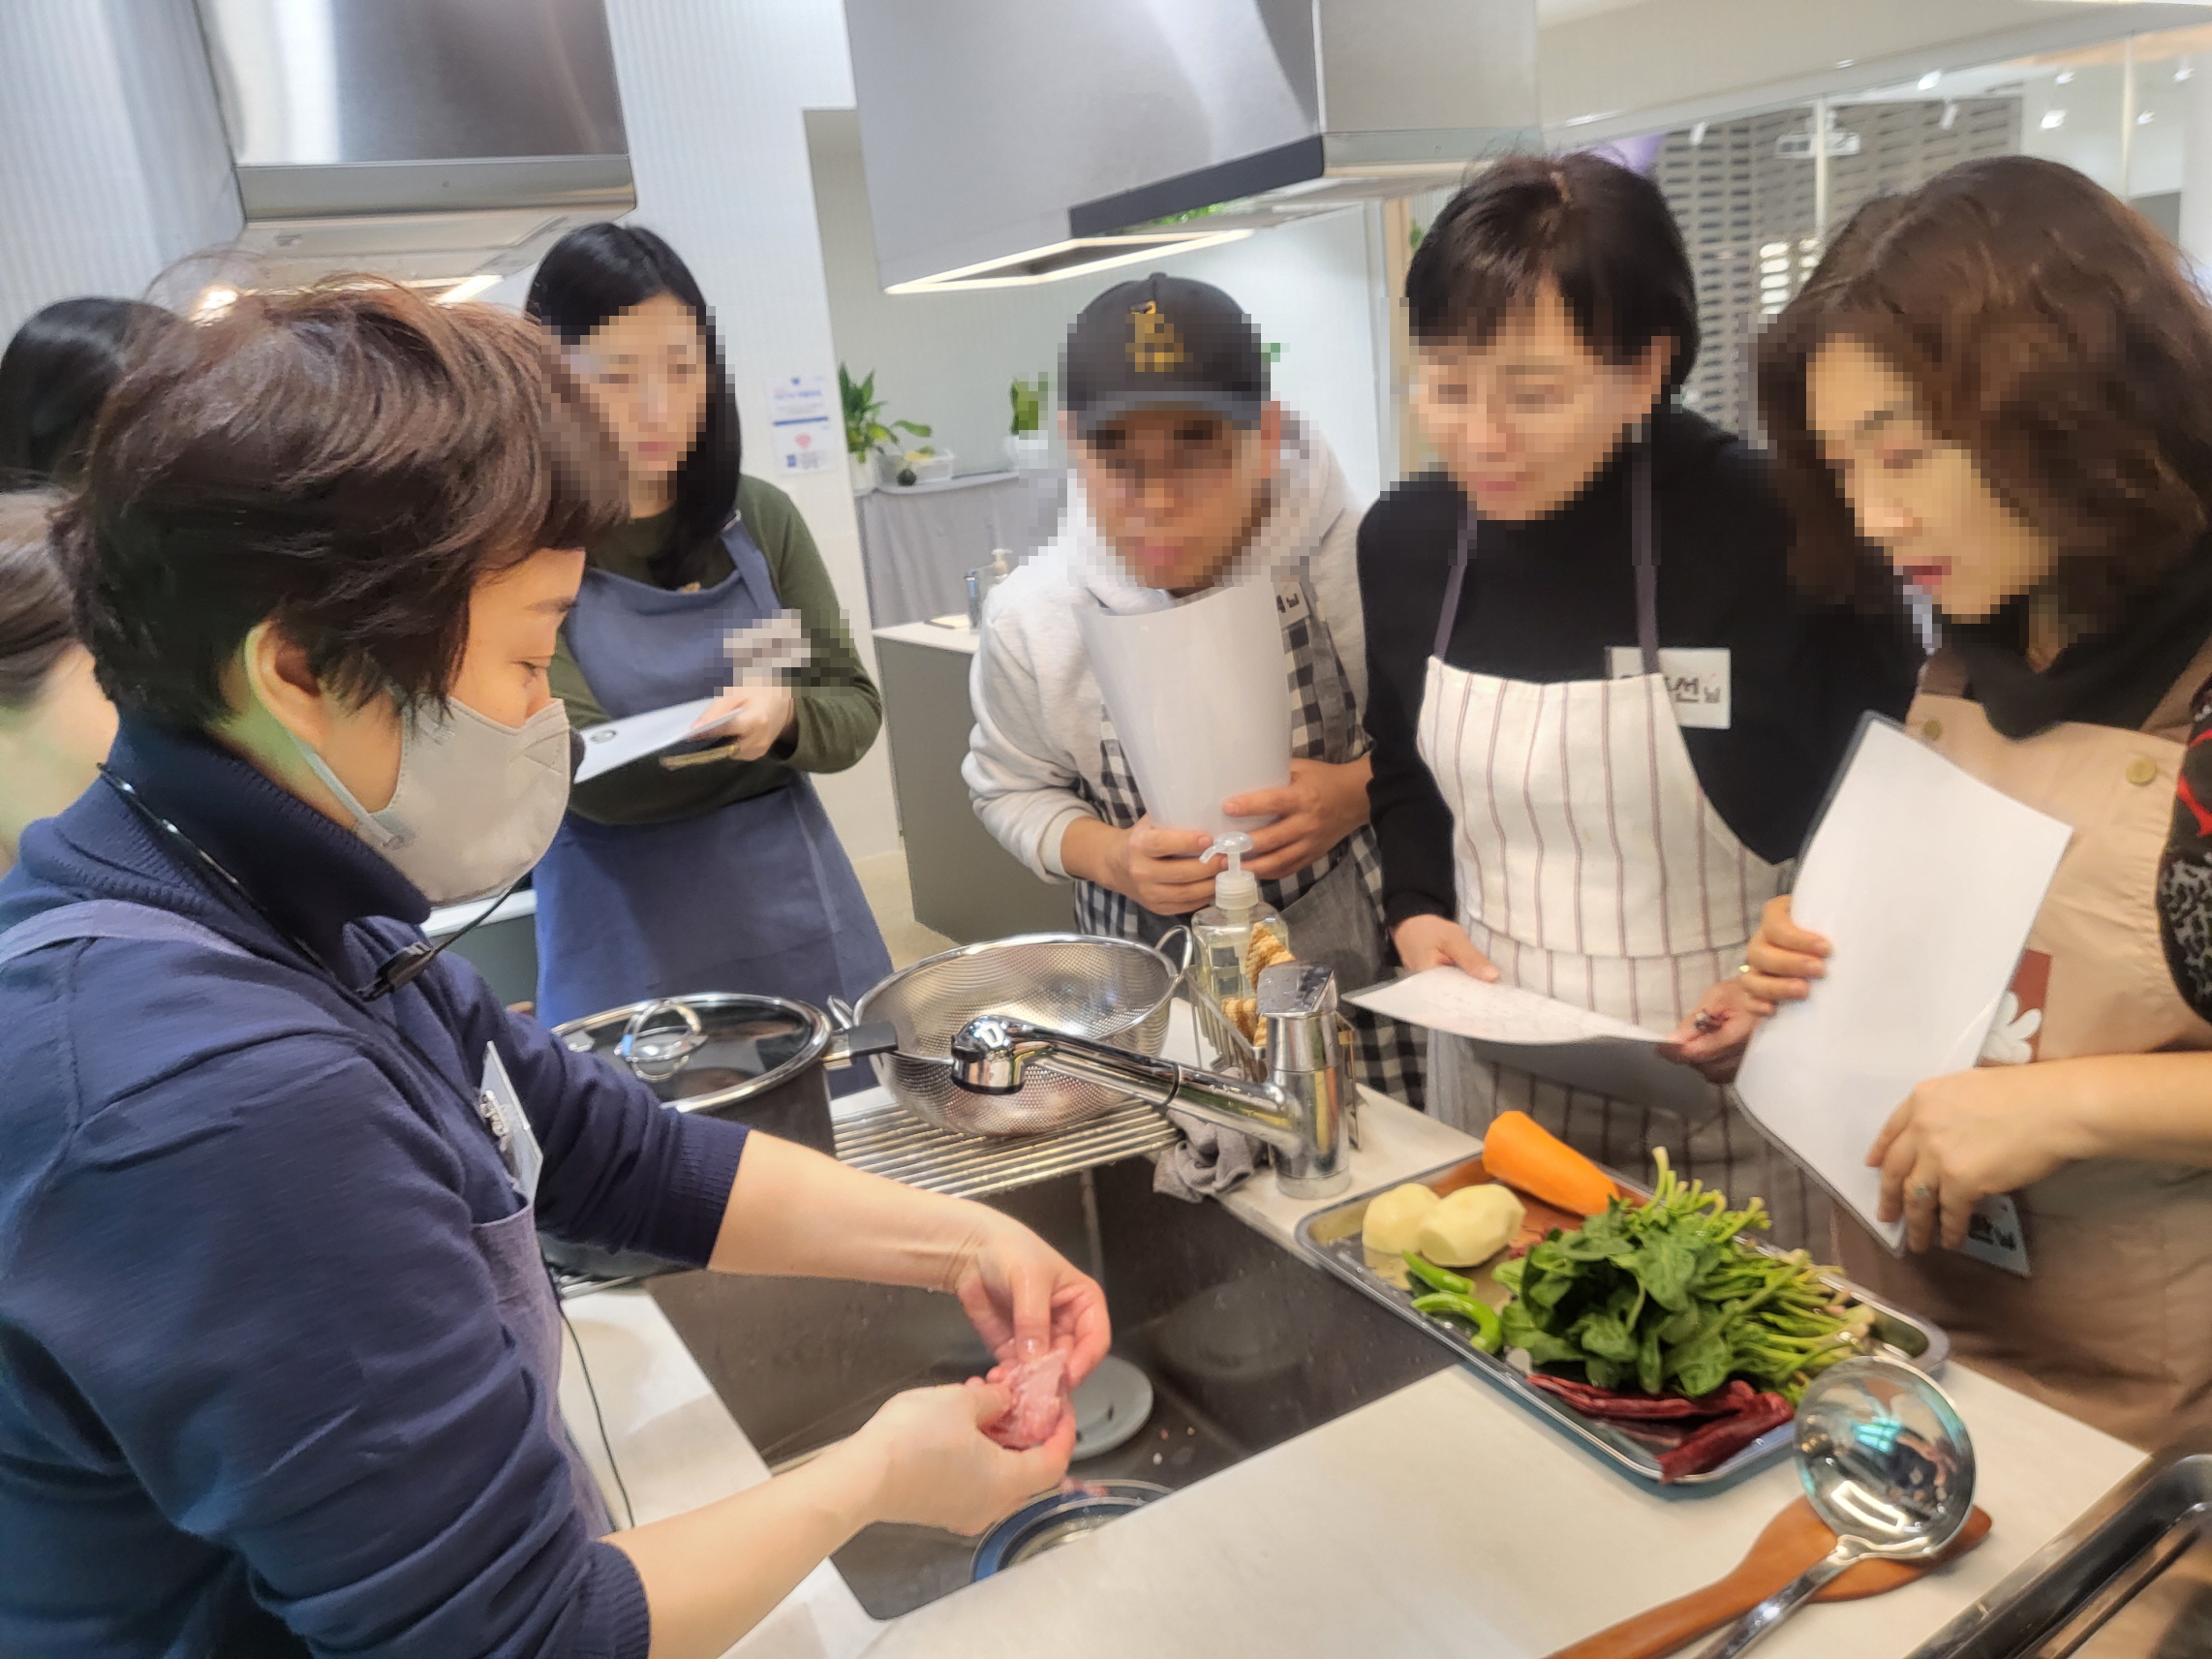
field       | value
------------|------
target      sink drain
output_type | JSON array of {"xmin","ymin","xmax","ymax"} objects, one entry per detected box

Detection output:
[{"xmin": 971, "ymin": 1481, "xmax": 1170, "ymax": 1580}]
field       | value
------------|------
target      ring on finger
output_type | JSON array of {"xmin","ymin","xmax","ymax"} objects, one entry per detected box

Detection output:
[{"xmin": 1909, "ymin": 1182, "xmax": 1937, "ymax": 1202}]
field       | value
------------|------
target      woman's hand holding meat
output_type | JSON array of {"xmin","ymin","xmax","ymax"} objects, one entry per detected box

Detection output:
[
  {"xmin": 942, "ymin": 1210, "xmax": 1110, "ymax": 1389},
  {"xmin": 849, "ymin": 1383, "xmax": 1072, "ymax": 1534}
]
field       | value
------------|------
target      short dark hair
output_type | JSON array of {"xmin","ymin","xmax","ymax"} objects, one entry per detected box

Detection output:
[
  {"xmin": 1759, "ymin": 156, "xmax": 2212, "ymax": 625},
  {"xmin": 0, "ymin": 298, "xmax": 178, "ymax": 489},
  {"xmin": 1405, "ymin": 150, "xmax": 1700, "ymax": 394},
  {"xmin": 56, "ymin": 279, "xmax": 624, "ymax": 728},
  {"xmin": 0, "ymin": 491, "xmax": 73, "ymax": 711},
  {"xmin": 527, "ymin": 223, "xmax": 741, "ymax": 588}
]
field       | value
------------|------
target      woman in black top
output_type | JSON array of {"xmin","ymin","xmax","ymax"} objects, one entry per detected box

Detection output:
[{"xmin": 1361, "ymin": 152, "xmax": 1917, "ymax": 1246}]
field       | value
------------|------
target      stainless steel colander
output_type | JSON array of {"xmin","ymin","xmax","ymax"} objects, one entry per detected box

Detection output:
[{"xmin": 854, "ymin": 931, "xmax": 1188, "ymax": 1136}]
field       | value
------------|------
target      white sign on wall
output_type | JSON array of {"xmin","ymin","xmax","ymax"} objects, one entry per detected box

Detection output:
[{"xmin": 769, "ymin": 373, "xmax": 833, "ymax": 474}]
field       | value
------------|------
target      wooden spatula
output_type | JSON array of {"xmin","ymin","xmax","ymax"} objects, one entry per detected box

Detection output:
[{"xmin": 1543, "ymin": 1496, "xmax": 1993, "ymax": 1659}]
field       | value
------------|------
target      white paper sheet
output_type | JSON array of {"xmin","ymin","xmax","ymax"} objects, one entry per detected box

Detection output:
[
  {"xmin": 1074, "ymin": 578, "xmax": 1291, "ymax": 841},
  {"xmin": 1732, "ymin": 717, "xmax": 2074, "ymax": 1246},
  {"xmin": 572, "ymin": 697, "xmax": 720, "ymax": 783},
  {"xmin": 1349, "ymin": 968, "xmax": 1717, "ymax": 1122}
]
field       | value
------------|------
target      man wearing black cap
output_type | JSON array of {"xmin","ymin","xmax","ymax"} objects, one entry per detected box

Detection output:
[{"xmin": 964, "ymin": 273, "xmax": 1424, "ymax": 1111}]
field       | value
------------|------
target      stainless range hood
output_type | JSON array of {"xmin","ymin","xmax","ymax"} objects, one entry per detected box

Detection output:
[
  {"xmin": 193, "ymin": 0, "xmax": 634, "ymax": 295},
  {"xmin": 843, "ymin": 0, "xmax": 1540, "ymax": 292}
]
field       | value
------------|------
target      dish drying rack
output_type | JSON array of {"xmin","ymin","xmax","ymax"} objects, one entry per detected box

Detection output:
[{"xmin": 833, "ymin": 967, "xmax": 1269, "ymax": 1200}]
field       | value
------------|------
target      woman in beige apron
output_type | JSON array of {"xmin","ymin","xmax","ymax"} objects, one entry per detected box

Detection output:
[{"xmin": 1676, "ymin": 155, "xmax": 2212, "ymax": 1448}]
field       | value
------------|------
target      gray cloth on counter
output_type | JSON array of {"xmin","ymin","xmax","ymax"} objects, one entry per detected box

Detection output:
[
  {"xmin": 1152, "ymin": 1106, "xmax": 1260, "ymax": 1203},
  {"xmin": 855, "ymin": 470, "xmax": 1064, "ymax": 627}
]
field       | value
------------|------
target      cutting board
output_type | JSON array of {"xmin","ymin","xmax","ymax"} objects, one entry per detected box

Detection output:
[{"xmin": 1544, "ymin": 1496, "xmax": 1994, "ymax": 1659}]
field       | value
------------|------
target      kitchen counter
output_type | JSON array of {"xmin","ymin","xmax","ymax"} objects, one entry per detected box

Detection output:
[
  {"xmin": 561, "ymin": 1092, "xmax": 2144, "ymax": 1659},
  {"xmin": 871, "ymin": 623, "xmax": 1073, "ymax": 942},
  {"xmin": 874, "ymin": 617, "xmax": 980, "ymax": 654}
]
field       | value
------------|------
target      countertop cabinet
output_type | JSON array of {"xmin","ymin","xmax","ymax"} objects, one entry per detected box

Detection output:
[{"xmin": 875, "ymin": 623, "xmax": 1073, "ymax": 943}]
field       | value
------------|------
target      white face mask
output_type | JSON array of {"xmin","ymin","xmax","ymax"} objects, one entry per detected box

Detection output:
[{"xmin": 291, "ymin": 693, "xmax": 572, "ymax": 906}]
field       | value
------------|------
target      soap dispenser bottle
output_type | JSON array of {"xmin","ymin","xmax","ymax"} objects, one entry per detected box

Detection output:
[{"xmin": 1192, "ymin": 832, "xmax": 1289, "ymax": 1004}]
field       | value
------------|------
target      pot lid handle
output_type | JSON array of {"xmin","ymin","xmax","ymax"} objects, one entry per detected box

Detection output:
[{"xmin": 617, "ymin": 998, "xmax": 710, "ymax": 1082}]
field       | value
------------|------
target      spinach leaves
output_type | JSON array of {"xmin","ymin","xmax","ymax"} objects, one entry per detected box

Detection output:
[{"xmin": 1493, "ymin": 1150, "xmax": 1873, "ymax": 1403}]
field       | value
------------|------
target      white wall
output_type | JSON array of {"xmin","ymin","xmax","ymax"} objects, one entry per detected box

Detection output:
[
  {"xmin": 0, "ymin": 0, "xmax": 242, "ymax": 342},
  {"xmin": 808, "ymin": 108, "xmax": 1390, "ymax": 509},
  {"xmin": 583, "ymin": 0, "xmax": 901, "ymax": 862}
]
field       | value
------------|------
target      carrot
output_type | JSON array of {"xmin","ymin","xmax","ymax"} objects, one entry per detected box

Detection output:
[{"xmin": 1480, "ymin": 1110, "xmax": 1618, "ymax": 1215}]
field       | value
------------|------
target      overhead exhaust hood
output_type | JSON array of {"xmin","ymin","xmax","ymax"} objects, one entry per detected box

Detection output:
[
  {"xmin": 192, "ymin": 0, "xmax": 634, "ymax": 293},
  {"xmin": 843, "ymin": 0, "xmax": 1540, "ymax": 293}
]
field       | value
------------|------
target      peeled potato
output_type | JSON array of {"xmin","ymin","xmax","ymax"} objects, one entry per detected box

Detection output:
[
  {"xmin": 1415, "ymin": 1184, "xmax": 1527, "ymax": 1267},
  {"xmin": 1362, "ymin": 1183, "xmax": 1443, "ymax": 1256}
]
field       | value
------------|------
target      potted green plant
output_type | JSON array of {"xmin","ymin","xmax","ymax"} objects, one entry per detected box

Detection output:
[
  {"xmin": 841, "ymin": 364, "xmax": 932, "ymax": 493},
  {"xmin": 1004, "ymin": 373, "xmax": 1051, "ymax": 471}
]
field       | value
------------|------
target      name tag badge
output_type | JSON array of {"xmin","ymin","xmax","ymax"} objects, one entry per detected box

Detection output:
[
  {"xmin": 476, "ymin": 1043, "xmax": 542, "ymax": 1205},
  {"xmin": 1956, "ymin": 1192, "xmax": 2031, "ymax": 1277},
  {"xmin": 1607, "ymin": 646, "xmax": 1732, "ymax": 730}
]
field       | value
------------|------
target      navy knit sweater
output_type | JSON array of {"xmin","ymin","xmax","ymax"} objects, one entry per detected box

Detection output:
[{"xmin": 0, "ymin": 719, "xmax": 749, "ymax": 1656}]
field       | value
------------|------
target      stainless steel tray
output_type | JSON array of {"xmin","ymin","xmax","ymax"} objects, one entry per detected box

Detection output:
[
  {"xmin": 1293, "ymin": 1154, "xmax": 1951, "ymax": 1489},
  {"xmin": 1908, "ymin": 1442, "xmax": 2212, "ymax": 1657}
]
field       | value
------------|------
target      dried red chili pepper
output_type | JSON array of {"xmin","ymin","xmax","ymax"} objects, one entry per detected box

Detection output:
[
  {"xmin": 1656, "ymin": 1391, "xmax": 1794, "ymax": 1483},
  {"xmin": 1526, "ymin": 1374, "xmax": 1756, "ymax": 1422}
]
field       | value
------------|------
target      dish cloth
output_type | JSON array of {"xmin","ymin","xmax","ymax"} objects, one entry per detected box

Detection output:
[{"xmin": 1152, "ymin": 1107, "xmax": 1259, "ymax": 1202}]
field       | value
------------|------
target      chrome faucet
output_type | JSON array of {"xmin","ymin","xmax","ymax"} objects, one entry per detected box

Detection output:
[{"xmin": 949, "ymin": 961, "xmax": 1354, "ymax": 1199}]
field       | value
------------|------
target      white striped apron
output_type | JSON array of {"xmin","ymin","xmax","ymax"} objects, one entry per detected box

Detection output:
[{"xmin": 1417, "ymin": 442, "xmax": 1823, "ymax": 1249}]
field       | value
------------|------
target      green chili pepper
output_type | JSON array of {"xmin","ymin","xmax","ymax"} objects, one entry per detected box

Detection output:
[
  {"xmin": 1402, "ymin": 1251, "xmax": 1476, "ymax": 1298},
  {"xmin": 1411, "ymin": 1291, "xmax": 1503, "ymax": 1353}
]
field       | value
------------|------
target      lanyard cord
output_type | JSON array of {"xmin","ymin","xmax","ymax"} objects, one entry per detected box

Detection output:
[
  {"xmin": 98, "ymin": 766, "xmax": 518, "ymax": 1170},
  {"xmin": 97, "ymin": 766, "xmax": 515, "ymax": 1001},
  {"xmin": 1432, "ymin": 423, "xmax": 1662, "ymax": 675}
]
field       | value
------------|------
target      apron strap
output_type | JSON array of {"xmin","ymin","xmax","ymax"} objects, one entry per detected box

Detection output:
[
  {"xmin": 1433, "ymin": 515, "xmax": 1476, "ymax": 661},
  {"xmin": 1433, "ymin": 429, "xmax": 1662, "ymax": 674},
  {"xmin": 0, "ymin": 900, "xmax": 252, "ymax": 970},
  {"xmin": 1631, "ymin": 432, "xmax": 1660, "ymax": 677}
]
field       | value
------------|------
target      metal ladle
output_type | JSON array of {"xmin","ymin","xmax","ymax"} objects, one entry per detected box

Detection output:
[{"xmin": 1697, "ymin": 1356, "xmax": 1977, "ymax": 1658}]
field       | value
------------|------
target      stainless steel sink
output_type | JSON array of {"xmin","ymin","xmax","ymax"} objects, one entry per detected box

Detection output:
[{"xmin": 647, "ymin": 1154, "xmax": 1451, "ymax": 1618}]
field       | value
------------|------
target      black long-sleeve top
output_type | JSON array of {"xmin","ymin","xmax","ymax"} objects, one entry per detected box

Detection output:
[{"xmin": 1361, "ymin": 405, "xmax": 1920, "ymax": 931}]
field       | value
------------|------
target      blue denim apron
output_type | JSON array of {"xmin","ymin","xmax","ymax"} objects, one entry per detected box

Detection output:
[{"xmin": 532, "ymin": 518, "xmax": 891, "ymax": 1080}]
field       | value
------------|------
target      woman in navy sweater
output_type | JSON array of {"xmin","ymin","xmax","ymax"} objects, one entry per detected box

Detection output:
[{"xmin": 0, "ymin": 281, "xmax": 1102, "ymax": 1658}]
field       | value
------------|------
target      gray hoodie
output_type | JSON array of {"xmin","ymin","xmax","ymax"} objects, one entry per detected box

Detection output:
[{"xmin": 963, "ymin": 414, "xmax": 1367, "ymax": 881}]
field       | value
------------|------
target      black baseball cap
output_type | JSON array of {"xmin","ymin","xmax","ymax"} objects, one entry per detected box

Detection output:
[{"xmin": 1061, "ymin": 272, "xmax": 1268, "ymax": 439}]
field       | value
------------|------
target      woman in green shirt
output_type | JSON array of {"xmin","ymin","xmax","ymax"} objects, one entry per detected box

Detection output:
[{"xmin": 526, "ymin": 225, "xmax": 891, "ymax": 1057}]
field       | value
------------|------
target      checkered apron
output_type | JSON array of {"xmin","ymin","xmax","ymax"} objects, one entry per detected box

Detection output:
[{"xmin": 1072, "ymin": 574, "xmax": 1428, "ymax": 1109}]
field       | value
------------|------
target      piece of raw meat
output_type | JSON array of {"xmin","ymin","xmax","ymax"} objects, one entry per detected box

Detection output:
[{"xmin": 982, "ymin": 1348, "xmax": 1069, "ymax": 1450}]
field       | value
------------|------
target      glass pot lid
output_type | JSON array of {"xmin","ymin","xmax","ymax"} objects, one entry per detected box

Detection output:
[{"xmin": 551, "ymin": 992, "xmax": 832, "ymax": 1112}]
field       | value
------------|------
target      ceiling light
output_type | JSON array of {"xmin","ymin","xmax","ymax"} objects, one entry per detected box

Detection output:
[
  {"xmin": 2139, "ymin": 109, "xmax": 2157, "ymax": 123},
  {"xmin": 1690, "ymin": 121, "xmax": 1707, "ymax": 146},
  {"xmin": 1919, "ymin": 71, "xmax": 1942, "ymax": 91},
  {"xmin": 2180, "ymin": 65, "xmax": 2197, "ymax": 81},
  {"xmin": 1941, "ymin": 102, "xmax": 1960, "ymax": 130},
  {"xmin": 437, "ymin": 273, "xmax": 502, "ymax": 306},
  {"xmin": 1835, "ymin": 59, "xmax": 1855, "ymax": 68},
  {"xmin": 883, "ymin": 230, "xmax": 1251, "ymax": 293},
  {"xmin": 2057, "ymin": 71, "xmax": 2076, "ymax": 84},
  {"xmin": 2042, "ymin": 108, "xmax": 2068, "ymax": 129}
]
